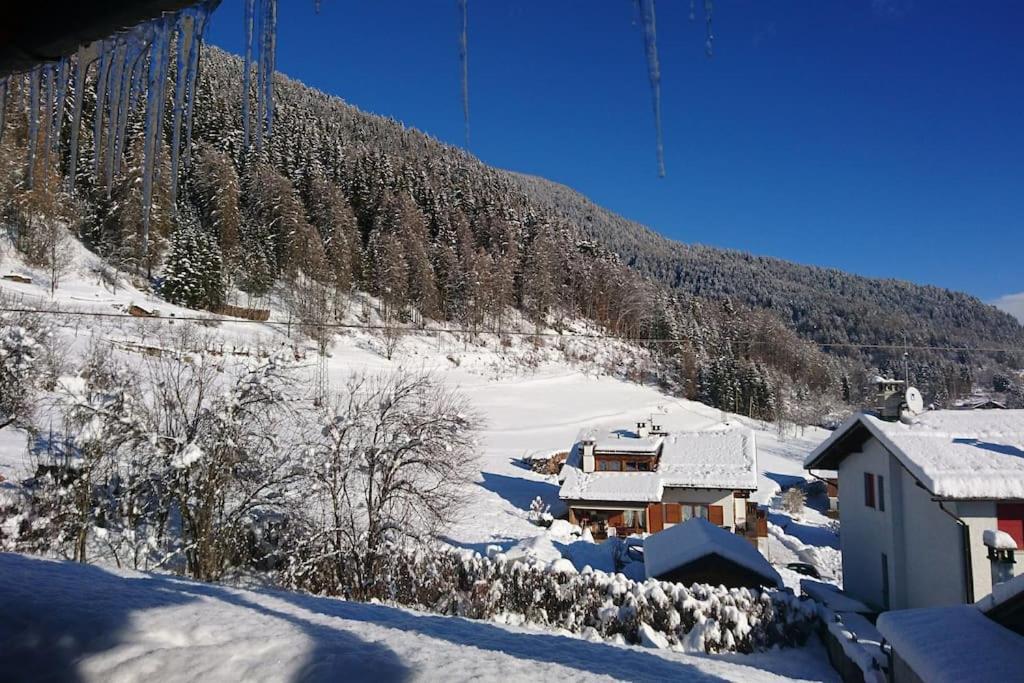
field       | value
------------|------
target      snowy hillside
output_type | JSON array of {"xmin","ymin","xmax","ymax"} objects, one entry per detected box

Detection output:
[{"xmin": 0, "ymin": 240, "xmax": 841, "ymax": 679}]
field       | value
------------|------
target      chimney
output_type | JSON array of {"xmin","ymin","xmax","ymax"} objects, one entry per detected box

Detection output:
[
  {"xmin": 984, "ymin": 529, "xmax": 1017, "ymax": 589},
  {"xmin": 581, "ymin": 438, "xmax": 596, "ymax": 473},
  {"xmin": 637, "ymin": 420, "xmax": 650, "ymax": 439},
  {"xmin": 872, "ymin": 377, "xmax": 906, "ymax": 421}
]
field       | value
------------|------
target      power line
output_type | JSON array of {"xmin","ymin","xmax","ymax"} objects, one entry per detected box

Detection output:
[{"xmin": 2, "ymin": 305, "xmax": 1021, "ymax": 355}]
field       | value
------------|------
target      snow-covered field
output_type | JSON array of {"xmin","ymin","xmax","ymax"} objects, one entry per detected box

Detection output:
[
  {"xmin": 0, "ymin": 553, "xmax": 837, "ymax": 682},
  {"xmin": 0, "ymin": 241, "xmax": 842, "ymax": 681}
]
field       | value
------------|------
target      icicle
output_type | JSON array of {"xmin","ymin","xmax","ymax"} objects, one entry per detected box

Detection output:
[
  {"xmin": 67, "ymin": 46, "xmax": 93, "ymax": 194},
  {"xmin": 242, "ymin": 0, "xmax": 255, "ymax": 152},
  {"xmin": 104, "ymin": 41, "xmax": 128, "ymax": 194},
  {"xmin": 26, "ymin": 67, "xmax": 41, "ymax": 189},
  {"xmin": 638, "ymin": 0, "xmax": 665, "ymax": 177},
  {"xmin": 263, "ymin": 0, "xmax": 277, "ymax": 140},
  {"xmin": 51, "ymin": 58, "xmax": 70, "ymax": 158},
  {"xmin": 41, "ymin": 65, "xmax": 53, "ymax": 176},
  {"xmin": 169, "ymin": 14, "xmax": 196, "ymax": 205},
  {"xmin": 704, "ymin": 0, "xmax": 714, "ymax": 57},
  {"xmin": 93, "ymin": 41, "xmax": 113, "ymax": 178},
  {"xmin": 114, "ymin": 40, "xmax": 146, "ymax": 180},
  {"xmin": 183, "ymin": 6, "xmax": 212, "ymax": 174},
  {"xmin": 0, "ymin": 78, "xmax": 7, "ymax": 147},
  {"xmin": 142, "ymin": 18, "xmax": 172, "ymax": 273},
  {"xmin": 458, "ymin": 0, "xmax": 470, "ymax": 146}
]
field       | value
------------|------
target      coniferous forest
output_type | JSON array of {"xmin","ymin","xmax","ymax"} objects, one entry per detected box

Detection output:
[{"xmin": 2, "ymin": 47, "xmax": 1022, "ymax": 422}]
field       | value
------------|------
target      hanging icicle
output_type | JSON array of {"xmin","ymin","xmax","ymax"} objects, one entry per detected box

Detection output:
[
  {"xmin": 704, "ymin": 0, "xmax": 714, "ymax": 58},
  {"xmin": 141, "ymin": 17, "xmax": 173, "ymax": 274},
  {"xmin": 182, "ymin": 8, "xmax": 211, "ymax": 175},
  {"xmin": 92, "ymin": 41, "xmax": 113, "ymax": 178},
  {"xmin": 458, "ymin": 0, "xmax": 470, "ymax": 146},
  {"xmin": 51, "ymin": 58, "xmax": 70, "ymax": 159},
  {"xmin": 242, "ymin": 0, "xmax": 255, "ymax": 152},
  {"xmin": 0, "ymin": 77, "xmax": 7, "ymax": 146},
  {"xmin": 26, "ymin": 67, "xmax": 41, "ymax": 189},
  {"xmin": 169, "ymin": 14, "xmax": 196, "ymax": 204},
  {"xmin": 104, "ymin": 41, "xmax": 128, "ymax": 195},
  {"xmin": 638, "ymin": 0, "xmax": 665, "ymax": 177},
  {"xmin": 264, "ymin": 0, "xmax": 278, "ymax": 140}
]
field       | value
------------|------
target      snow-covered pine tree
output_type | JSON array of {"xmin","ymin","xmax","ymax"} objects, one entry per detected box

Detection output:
[{"xmin": 160, "ymin": 213, "xmax": 224, "ymax": 310}]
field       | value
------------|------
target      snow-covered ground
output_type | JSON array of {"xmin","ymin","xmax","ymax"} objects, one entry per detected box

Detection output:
[
  {"xmin": 0, "ymin": 553, "xmax": 837, "ymax": 682},
  {"xmin": 0, "ymin": 240, "xmax": 843, "ymax": 680}
]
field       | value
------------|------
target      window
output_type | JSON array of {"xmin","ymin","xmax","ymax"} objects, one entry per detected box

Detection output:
[
  {"xmin": 681, "ymin": 504, "xmax": 709, "ymax": 521},
  {"xmin": 864, "ymin": 473, "xmax": 876, "ymax": 508},
  {"xmin": 877, "ymin": 475, "xmax": 885, "ymax": 512},
  {"xmin": 625, "ymin": 460, "xmax": 652, "ymax": 472},
  {"xmin": 998, "ymin": 504, "xmax": 1024, "ymax": 547},
  {"xmin": 598, "ymin": 459, "xmax": 622, "ymax": 472}
]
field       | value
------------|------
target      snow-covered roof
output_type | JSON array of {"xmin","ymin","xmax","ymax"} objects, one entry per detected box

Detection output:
[
  {"xmin": 976, "ymin": 573, "xmax": 1024, "ymax": 614},
  {"xmin": 590, "ymin": 435, "xmax": 663, "ymax": 455},
  {"xmin": 559, "ymin": 468, "xmax": 663, "ymax": 503},
  {"xmin": 805, "ymin": 410, "xmax": 1024, "ymax": 500},
  {"xmin": 644, "ymin": 517, "xmax": 782, "ymax": 587},
  {"xmin": 659, "ymin": 429, "xmax": 758, "ymax": 491},
  {"xmin": 877, "ymin": 606, "xmax": 1023, "ymax": 683},
  {"xmin": 560, "ymin": 425, "xmax": 758, "ymax": 502}
]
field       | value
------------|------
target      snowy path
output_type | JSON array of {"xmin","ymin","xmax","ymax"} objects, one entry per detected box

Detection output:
[{"xmin": 0, "ymin": 553, "xmax": 837, "ymax": 682}]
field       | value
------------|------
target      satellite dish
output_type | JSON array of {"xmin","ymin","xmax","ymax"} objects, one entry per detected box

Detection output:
[{"xmin": 904, "ymin": 387, "xmax": 924, "ymax": 415}]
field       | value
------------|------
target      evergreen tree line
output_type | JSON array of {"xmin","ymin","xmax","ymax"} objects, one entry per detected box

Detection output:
[{"xmin": 2, "ymin": 47, "xmax": 1020, "ymax": 417}]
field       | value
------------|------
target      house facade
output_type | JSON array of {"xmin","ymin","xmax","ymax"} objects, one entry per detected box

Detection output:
[
  {"xmin": 805, "ymin": 410, "xmax": 1024, "ymax": 611},
  {"xmin": 559, "ymin": 418, "xmax": 759, "ymax": 540}
]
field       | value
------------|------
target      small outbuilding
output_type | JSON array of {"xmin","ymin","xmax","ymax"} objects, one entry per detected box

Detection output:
[{"xmin": 643, "ymin": 517, "xmax": 782, "ymax": 589}]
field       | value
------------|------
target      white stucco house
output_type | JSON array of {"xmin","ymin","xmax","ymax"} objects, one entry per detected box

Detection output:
[{"xmin": 805, "ymin": 409, "xmax": 1024, "ymax": 611}]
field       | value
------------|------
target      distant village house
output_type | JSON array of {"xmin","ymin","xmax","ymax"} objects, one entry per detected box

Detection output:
[{"xmin": 559, "ymin": 417, "xmax": 765, "ymax": 545}]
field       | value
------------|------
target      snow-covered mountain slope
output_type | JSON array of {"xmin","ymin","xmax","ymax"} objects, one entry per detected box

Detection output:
[
  {"xmin": 0, "ymin": 241, "xmax": 842, "ymax": 679},
  {"xmin": 0, "ymin": 238, "xmax": 837, "ymax": 577},
  {"xmin": 0, "ymin": 553, "xmax": 837, "ymax": 682}
]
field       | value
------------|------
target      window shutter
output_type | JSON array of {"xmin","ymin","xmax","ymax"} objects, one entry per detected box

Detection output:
[
  {"xmin": 864, "ymin": 473, "xmax": 876, "ymax": 508},
  {"xmin": 878, "ymin": 475, "xmax": 886, "ymax": 512},
  {"xmin": 709, "ymin": 505, "xmax": 724, "ymax": 526},
  {"xmin": 665, "ymin": 503, "xmax": 683, "ymax": 524},
  {"xmin": 648, "ymin": 503, "xmax": 664, "ymax": 533},
  {"xmin": 997, "ymin": 503, "xmax": 1024, "ymax": 547}
]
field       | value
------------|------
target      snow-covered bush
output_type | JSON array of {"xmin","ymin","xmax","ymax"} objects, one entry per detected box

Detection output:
[
  {"xmin": 782, "ymin": 486, "xmax": 807, "ymax": 517},
  {"xmin": 282, "ymin": 542, "xmax": 819, "ymax": 654},
  {"xmin": 528, "ymin": 495, "xmax": 553, "ymax": 526},
  {"xmin": 0, "ymin": 304, "xmax": 47, "ymax": 430}
]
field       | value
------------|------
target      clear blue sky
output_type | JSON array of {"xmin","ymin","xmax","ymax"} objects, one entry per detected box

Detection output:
[{"xmin": 206, "ymin": 1, "xmax": 1024, "ymax": 304}]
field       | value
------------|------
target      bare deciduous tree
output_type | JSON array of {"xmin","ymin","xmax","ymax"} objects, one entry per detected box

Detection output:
[{"xmin": 289, "ymin": 370, "xmax": 480, "ymax": 597}]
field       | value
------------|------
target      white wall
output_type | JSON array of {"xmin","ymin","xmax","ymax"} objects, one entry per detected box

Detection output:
[
  {"xmin": 838, "ymin": 440, "xmax": 896, "ymax": 610},
  {"xmin": 839, "ymin": 437, "xmax": 978, "ymax": 609},
  {"xmin": 895, "ymin": 460, "xmax": 964, "ymax": 608}
]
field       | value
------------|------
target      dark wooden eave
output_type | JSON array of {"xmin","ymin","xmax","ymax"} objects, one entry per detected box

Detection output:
[
  {"xmin": 804, "ymin": 417, "xmax": 875, "ymax": 471},
  {"xmin": 0, "ymin": 0, "xmax": 220, "ymax": 77}
]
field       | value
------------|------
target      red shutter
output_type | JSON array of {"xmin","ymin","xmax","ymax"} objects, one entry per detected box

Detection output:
[
  {"xmin": 648, "ymin": 503, "xmax": 664, "ymax": 533},
  {"xmin": 665, "ymin": 503, "xmax": 683, "ymax": 524},
  {"xmin": 708, "ymin": 505, "xmax": 724, "ymax": 526},
  {"xmin": 864, "ymin": 473, "xmax": 876, "ymax": 508},
  {"xmin": 997, "ymin": 504, "xmax": 1024, "ymax": 547}
]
